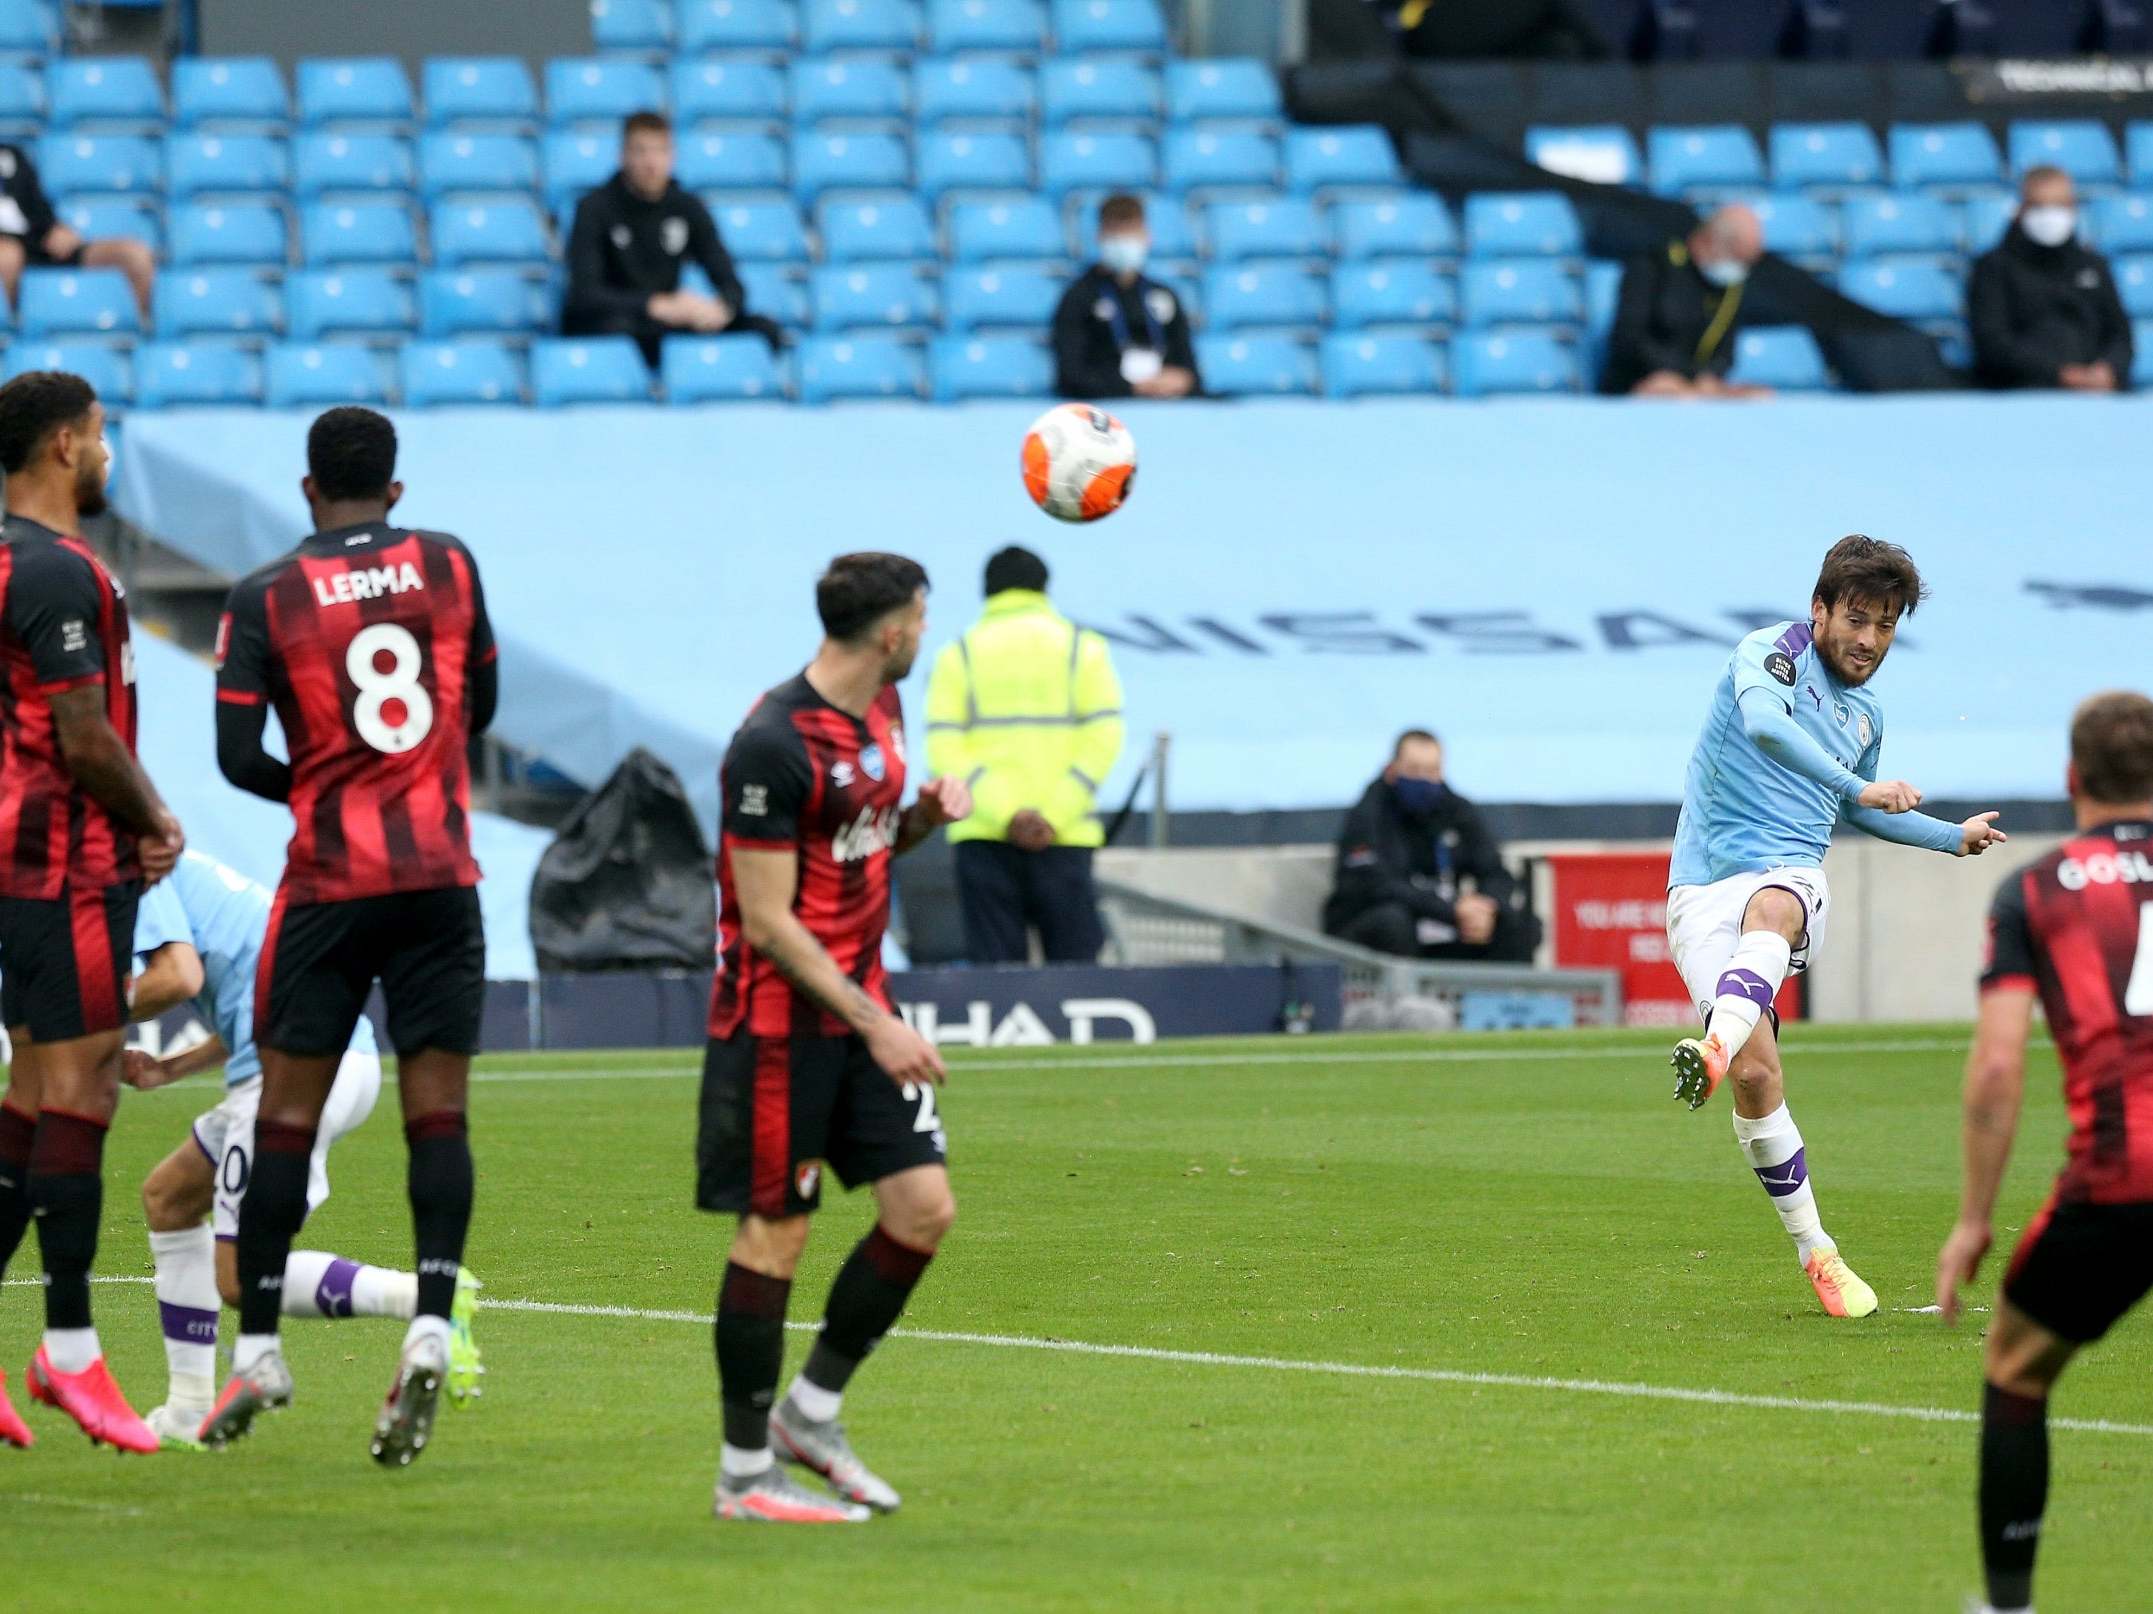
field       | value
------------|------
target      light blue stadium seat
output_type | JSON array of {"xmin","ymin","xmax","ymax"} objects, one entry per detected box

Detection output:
[
  {"xmin": 48, "ymin": 57, "xmax": 164, "ymax": 129},
  {"xmin": 37, "ymin": 134, "xmax": 161, "ymax": 195},
  {"xmin": 1333, "ymin": 193, "xmax": 1458, "ymax": 259},
  {"xmin": 802, "ymin": 0, "xmax": 923, "ymax": 52},
  {"xmin": 1201, "ymin": 261, "xmax": 1322, "ymax": 330},
  {"xmin": 914, "ymin": 58, "xmax": 1033, "ymax": 127},
  {"xmin": 1040, "ymin": 129, "xmax": 1153, "ymax": 195},
  {"xmin": 1165, "ymin": 59, "xmax": 1279, "ymax": 124},
  {"xmin": 677, "ymin": 0, "xmax": 799, "ymax": 53},
  {"xmin": 1747, "ymin": 193, "xmax": 1838, "ymax": 259},
  {"xmin": 1729, "ymin": 326, "xmax": 1830, "ymax": 391},
  {"xmin": 798, "ymin": 333, "xmax": 924, "ymax": 400},
  {"xmin": 1525, "ymin": 124, "xmax": 1641, "ymax": 187},
  {"xmin": 59, "ymin": 197, "xmax": 159, "ymax": 254},
  {"xmin": 532, "ymin": 336, "xmax": 651, "ymax": 403},
  {"xmin": 431, "ymin": 199, "xmax": 551, "ymax": 267},
  {"xmin": 0, "ymin": 1, "xmax": 58, "ymax": 59},
  {"xmin": 1769, "ymin": 122, "xmax": 1884, "ymax": 191},
  {"xmin": 419, "ymin": 133, "xmax": 539, "ymax": 199},
  {"xmin": 792, "ymin": 58, "xmax": 909, "ymax": 126},
  {"xmin": 1283, "ymin": 125, "xmax": 1401, "ymax": 194},
  {"xmin": 712, "ymin": 198, "xmax": 809, "ymax": 261},
  {"xmin": 1648, "ymin": 124, "xmax": 1765, "ymax": 195},
  {"xmin": 1194, "ymin": 333, "xmax": 1316, "ymax": 397},
  {"xmin": 402, "ymin": 339, "xmax": 526, "ymax": 405},
  {"xmin": 1040, "ymin": 58, "xmax": 1156, "ymax": 125},
  {"xmin": 1584, "ymin": 259, "xmax": 1622, "ymax": 339},
  {"xmin": 167, "ymin": 133, "xmax": 288, "ymax": 198},
  {"xmin": 590, "ymin": 0, "xmax": 672, "ymax": 54},
  {"xmin": 134, "ymin": 342, "xmax": 261, "ymax": 407},
  {"xmin": 820, "ymin": 195, "xmax": 937, "ymax": 260},
  {"xmin": 1321, "ymin": 332, "xmax": 1443, "ymax": 398},
  {"xmin": 0, "ymin": 61, "xmax": 39, "ymax": 130},
  {"xmin": 152, "ymin": 269, "xmax": 281, "ymax": 340},
  {"xmin": 739, "ymin": 262, "xmax": 809, "ymax": 325},
  {"xmin": 1451, "ymin": 329, "xmax": 1577, "ymax": 396},
  {"xmin": 20, "ymin": 268, "xmax": 139, "ymax": 338},
  {"xmin": 1890, "ymin": 122, "xmax": 2004, "ymax": 191},
  {"xmin": 1842, "ymin": 191, "xmax": 1960, "ymax": 257},
  {"xmin": 2094, "ymin": 192, "xmax": 2153, "ymax": 254},
  {"xmin": 419, "ymin": 268, "xmax": 551, "ymax": 336},
  {"xmin": 2132, "ymin": 123, "xmax": 2153, "ymax": 185},
  {"xmin": 299, "ymin": 202, "xmax": 418, "ymax": 266},
  {"xmin": 1204, "ymin": 197, "xmax": 1323, "ymax": 261},
  {"xmin": 2010, "ymin": 120, "xmax": 2121, "ymax": 186},
  {"xmin": 265, "ymin": 342, "xmax": 389, "ymax": 406},
  {"xmin": 1839, "ymin": 255, "xmax": 1962, "ymax": 320},
  {"xmin": 916, "ymin": 130, "xmax": 1030, "ymax": 198},
  {"xmin": 1460, "ymin": 258, "xmax": 1581, "ymax": 327},
  {"xmin": 423, "ymin": 59, "xmax": 539, "ymax": 130},
  {"xmin": 1329, "ymin": 259, "xmax": 1454, "ymax": 329},
  {"xmin": 673, "ymin": 60, "xmax": 788, "ymax": 126},
  {"xmin": 663, "ymin": 334, "xmax": 787, "ymax": 401},
  {"xmin": 948, "ymin": 196, "xmax": 1061, "ymax": 260},
  {"xmin": 1051, "ymin": 0, "xmax": 1167, "ymax": 54},
  {"xmin": 168, "ymin": 202, "xmax": 287, "ymax": 267},
  {"xmin": 292, "ymin": 132, "xmax": 415, "ymax": 198},
  {"xmin": 544, "ymin": 131, "xmax": 623, "ymax": 206},
  {"xmin": 297, "ymin": 59, "xmax": 415, "ymax": 129},
  {"xmin": 791, "ymin": 131, "xmax": 908, "ymax": 201},
  {"xmin": 546, "ymin": 59, "xmax": 664, "ymax": 131},
  {"xmin": 930, "ymin": 333, "xmax": 1050, "ymax": 399},
  {"xmin": 285, "ymin": 268, "xmax": 415, "ymax": 341},
  {"xmin": 1463, "ymin": 192, "xmax": 1582, "ymax": 258},
  {"xmin": 928, "ymin": 0, "xmax": 1046, "ymax": 54},
  {"xmin": 173, "ymin": 58, "xmax": 289, "ymax": 129},
  {"xmin": 943, "ymin": 262, "xmax": 1060, "ymax": 328},
  {"xmin": 1161, "ymin": 126, "xmax": 1276, "ymax": 193},
  {"xmin": 2118, "ymin": 255, "xmax": 2153, "ymax": 317},
  {"xmin": 1959, "ymin": 188, "xmax": 2017, "ymax": 254},
  {"xmin": 811, "ymin": 262, "xmax": 937, "ymax": 329},
  {"xmin": 7, "ymin": 341, "xmax": 131, "ymax": 403}
]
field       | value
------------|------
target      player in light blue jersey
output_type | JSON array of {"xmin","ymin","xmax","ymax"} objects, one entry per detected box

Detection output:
[
  {"xmin": 125, "ymin": 850, "xmax": 480, "ymax": 1447},
  {"xmin": 1665, "ymin": 537, "xmax": 2008, "ymax": 1318}
]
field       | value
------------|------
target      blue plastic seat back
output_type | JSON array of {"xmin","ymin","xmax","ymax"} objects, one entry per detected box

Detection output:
[
  {"xmin": 1460, "ymin": 258, "xmax": 1583, "ymax": 327},
  {"xmin": 930, "ymin": 333, "xmax": 1053, "ymax": 400},
  {"xmin": 1451, "ymin": 329, "xmax": 1579, "ymax": 396},
  {"xmin": 168, "ymin": 201, "xmax": 289, "ymax": 267},
  {"xmin": 1320, "ymin": 331, "xmax": 1444, "ymax": 398},
  {"xmin": 1200, "ymin": 261, "xmax": 1324, "ymax": 330},
  {"xmin": 2009, "ymin": 120, "xmax": 2122, "ymax": 186},
  {"xmin": 1647, "ymin": 124, "xmax": 1765, "ymax": 194},
  {"xmin": 298, "ymin": 58, "xmax": 416, "ymax": 128},
  {"xmin": 1729, "ymin": 325, "xmax": 1831, "ymax": 390},
  {"xmin": 810, "ymin": 261, "xmax": 939, "ymax": 329},
  {"xmin": 948, "ymin": 196, "xmax": 1063, "ymax": 261},
  {"xmin": 1193, "ymin": 333, "xmax": 1318, "ymax": 397},
  {"xmin": 677, "ymin": 0, "xmax": 800, "ymax": 52},
  {"xmin": 265, "ymin": 342, "xmax": 390, "ymax": 407},
  {"xmin": 1329, "ymin": 259, "xmax": 1455, "ymax": 329},
  {"xmin": 1050, "ymin": 0, "xmax": 1168, "ymax": 54},
  {"xmin": 173, "ymin": 57, "xmax": 291, "ymax": 128},
  {"xmin": 1463, "ymin": 192, "xmax": 1583, "ymax": 257},
  {"xmin": 403, "ymin": 339, "xmax": 528, "ymax": 405},
  {"xmin": 293, "ymin": 131, "xmax": 415, "ymax": 199},
  {"xmin": 419, "ymin": 267, "xmax": 553, "ymax": 336},
  {"xmin": 926, "ymin": 0, "xmax": 1047, "ymax": 55},
  {"xmin": 1283, "ymin": 125, "xmax": 1402, "ymax": 193},
  {"xmin": 802, "ymin": 0, "xmax": 924, "ymax": 52},
  {"xmin": 1769, "ymin": 122, "xmax": 1885, "ymax": 190},
  {"xmin": 152, "ymin": 268, "xmax": 282, "ymax": 339},
  {"xmin": 20, "ymin": 267, "xmax": 141, "ymax": 337},
  {"xmin": 1890, "ymin": 123, "xmax": 2004, "ymax": 190},
  {"xmin": 943, "ymin": 262, "xmax": 1062, "ymax": 329},
  {"xmin": 167, "ymin": 132, "xmax": 290, "ymax": 197},
  {"xmin": 1841, "ymin": 191, "xmax": 1961, "ymax": 257},
  {"xmin": 662, "ymin": 334, "xmax": 789, "ymax": 402},
  {"xmin": 797, "ymin": 334, "xmax": 926, "ymax": 402},
  {"xmin": 532, "ymin": 336, "xmax": 653, "ymax": 404},
  {"xmin": 1333, "ymin": 194, "xmax": 1458, "ymax": 260},
  {"xmin": 424, "ymin": 59, "xmax": 540, "ymax": 129},
  {"xmin": 286, "ymin": 267, "xmax": 417, "ymax": 340},
  {"xmin": 136, "ymin": 341, "xmax": 263, "ymax": 408}
]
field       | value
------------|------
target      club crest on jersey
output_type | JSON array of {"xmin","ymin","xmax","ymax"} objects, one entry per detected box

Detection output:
[
  {"xmin": 831, "ymin": 760, "xmax": 856, "ymax": 789},
  {"xmin": 795, "ymin": 1162, "xmax": 822, "ymax": 1199},
  {"xmin": 859, "ymin": 743, "xmax": 886, "ymax": 782},
  {"xmin": 1855, "ymin": 713, "xmax": 1873, "ymax": 747},
  {"xmin": 312, "ymin": 561, "xmax": 425, "ymax": 608},
  {"xmin": 662, "ymin": 216, "xmax": 689, "ymax": 255}
]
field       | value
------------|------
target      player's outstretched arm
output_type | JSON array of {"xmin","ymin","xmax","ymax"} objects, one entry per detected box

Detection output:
[
  {"xmin": 1736, "ymin": 687, "xmax": 1870, "ymax": 802},
  {"xmin": 1936, "ymin": 985, "xmax": 2035, "ymax": 1321},
  {"xmin": 49, "ymin": 685, "xmax": 184, "ymax": 879}
]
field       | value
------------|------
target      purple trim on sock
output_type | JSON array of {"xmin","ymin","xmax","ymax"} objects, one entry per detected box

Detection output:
[
  {"xmin": 1716, "ymin": 968, "xmax": 1777, "ymax": 1010},
  {"xmin": 1754, "ymin": 1147, "xmax": 1809, "ymax": 1199},
  {"xmin": 1773, "ymin": 622, "xmax": 1813, "ymax": 661},
  {"xmin": 159, "ymin": 1300, "xmax": 218, "ymax": 1346},
  {"xmin": 315, "ymin": 1256, "xmax": 361, "ymax": 1319}
]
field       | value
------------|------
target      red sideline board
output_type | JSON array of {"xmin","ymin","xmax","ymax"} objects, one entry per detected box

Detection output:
[{"xmin": 1547, "ymin": 851, "xmax": 1802, "ymax": 1029}]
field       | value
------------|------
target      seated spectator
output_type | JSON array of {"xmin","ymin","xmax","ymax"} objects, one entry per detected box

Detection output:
[
  {"xmin": 1322, "ymin": 729, "xmax": 1543, "ymax": 965},
  {"xmin": 1601, "ymin": 204, "xmax": 1769, "ymax": 399},
  {"xmin": 0, "ymin": 142, "xmax": 154, "ymax": 321},
  {"xmin": 1969, "ymin": 165, "xmax": 2132, "ymax": 392},
  {"xmin": 1052, "ymin": 194, "xmax": 1200, "ymax": 401},
  {"xmin": 563, "ymin": 111, "xmax": 782, "ymax": 367}
]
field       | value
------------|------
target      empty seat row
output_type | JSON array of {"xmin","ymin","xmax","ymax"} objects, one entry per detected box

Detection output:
[
  {"xmin": 29, "ymin": 201, "xmax": 556, "ymax": 271},
  {"xmin": 593, "ymin": 0, "xmax": 1169, "ymax": 58},
  {"xmin": 1743, "ymin": 189, "xmax": 2153, "ymax": 260}
]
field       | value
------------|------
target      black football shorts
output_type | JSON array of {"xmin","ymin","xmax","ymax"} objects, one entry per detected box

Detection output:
[
  {"xmin": 256, "ymin": 885, "xmax": 484, "ymax": 1058},
  {"xmin": 0, "ymin": 879, "xmax": 140, "ymax": 1041},
  {"xmin": 2004, "ymin": 1193, "xmax": 2153, "ymax": 1345}
]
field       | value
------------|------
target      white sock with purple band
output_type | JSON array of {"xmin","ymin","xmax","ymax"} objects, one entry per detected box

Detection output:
[
  {"xmin": 150, "ymin": 1225, "xmax": 219, "ymax": 1409},
  {"xmin": 1709, "ymin": 931, "xmax": 1793, "ymax": 1059},
  {"xmin": 1732, "ymin": 1104, "xmax": 1832, "ymax": 1265},
  {"xmin": 281, "ymin": 1251, "xmax": 418, "ymax": 1320}
]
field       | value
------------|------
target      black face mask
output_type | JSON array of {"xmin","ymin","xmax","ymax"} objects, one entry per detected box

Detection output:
[{"xmin": 1391, "ymin": 777, "xmax": 1449, "ymax": 815}]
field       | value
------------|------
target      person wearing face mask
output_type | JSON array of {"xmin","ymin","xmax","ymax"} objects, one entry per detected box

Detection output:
[
  {"xmin": 1969, "ymin": 165, "xmax": 2133, "ymax": 392},
  {"xmin": 1601, "ymin": 204, "xmax": 1771, "ymax": 399},
  {"xmin": 1050, "ymin": 194, "xmax": 1201, "ymax": 401},
  {"xmin": 1321, "ymin": 730, "xmax": 1541, "ymax": 965}
]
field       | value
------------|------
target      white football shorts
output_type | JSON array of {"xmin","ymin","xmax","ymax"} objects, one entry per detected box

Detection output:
[
  {"xmin": 192, "ymin": 1048, "xmax": 384, "ymax": 1239},
  {"xmin": 1664, "ymin": 866, "xmax": 1830, "ymax": 1027}
]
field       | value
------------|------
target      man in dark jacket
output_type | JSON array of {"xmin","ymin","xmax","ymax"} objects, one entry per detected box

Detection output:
[
  {"xmin": 1322, "ymin": 730, "xmax": 1542, "ymax": 965},
  {"xmin": 0, "ymin": 142, "xmax": 155, "ymax": 321},
  {"xmin": 1969, "ymin": 166, "xmax": 2132, "ymax": 392},
  {"xmin": 563, "ymin": 111, "xmax": 782, "ymax": 367},
  {"xmin": 1601, "ymin": 204, "xmax": 1769, "ymax": 398},
  {"xmin": 1051, "ymin": 194, "xmax": 1200, "ymax": 401}
]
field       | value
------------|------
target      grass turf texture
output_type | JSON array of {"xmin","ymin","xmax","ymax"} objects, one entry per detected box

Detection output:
[{"xmin": 6, "ymin": 1025, "xmax": 2149, "ymax": 1612}]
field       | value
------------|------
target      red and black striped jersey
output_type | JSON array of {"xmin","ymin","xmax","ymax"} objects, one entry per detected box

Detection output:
[
  {"xmin": 0, "ymin": 517, "xmax": 138, "ymax": 896},
  {"xmin": 709, "ymin": 674, "xmax": 907, "ymax": 1039},
  {"xmin": 1983, "ymin": 819, "xmax": 2153, "ymax": 1203},
  {"xmin": 215, "ymin": 521, "xmax": 495, "ymax": 902}
]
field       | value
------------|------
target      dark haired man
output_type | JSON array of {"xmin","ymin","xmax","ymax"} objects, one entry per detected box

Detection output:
[
  {"xmin": 1051, "ymin": 193, "xmax": 1200, "ymax": 400},
  {"xmin": 703, "ymin": 551, "xmax": 971, "ymax": 1524},
  {"xmin": 0, "ymin": 371, "xmax": 182, "ymax": 1454},
  {"xmin": 563, "ymin": 109, "xmax": 781, "ymax": 367},
  {"xmin": 1938, "ymin": 689, "xmax": 2153, "ymax": 1614},
  {"xmin": 1664, "ymin": 535, "xmax": 2007, "ymax": 1318},
  {"xmin": 203, "ymin": 406, "xmax": 496, "ymax": 1466}
]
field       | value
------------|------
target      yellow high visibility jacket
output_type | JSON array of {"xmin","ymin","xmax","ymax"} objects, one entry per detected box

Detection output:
[{"xmin": 924, "ymin": 590, "xmax": 1125, "ymax": 848}]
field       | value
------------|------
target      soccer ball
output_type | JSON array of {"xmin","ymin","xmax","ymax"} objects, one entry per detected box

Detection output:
[{"xmin": 1020, "ymin": 404, "xmax": 1137, "ymax": 523}]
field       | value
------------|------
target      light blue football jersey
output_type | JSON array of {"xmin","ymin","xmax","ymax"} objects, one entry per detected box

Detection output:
[{"xmin": 133, "ymin": 850, "xmax": 376, "ymax": 1088}]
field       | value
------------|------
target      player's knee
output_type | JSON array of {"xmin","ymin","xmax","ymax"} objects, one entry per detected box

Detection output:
[
  {"xmin": 1740, "ymin": 888, "xmax": 1805, "ymax": 946},
  {"xmin": 733, "ymin": 1214, "xmax": 810, "ymax": 1279},
  {"xmin": 899, "ymin": 1191, "xmax": 956, "ymax": 1251},
  {"xmin": 140, "ymin": 1164, "xmax": 200, "ymax": 1231},
  {"xmin": 1728, "ymin": 1049, "xmax": 1780, "ymax": 1108}
]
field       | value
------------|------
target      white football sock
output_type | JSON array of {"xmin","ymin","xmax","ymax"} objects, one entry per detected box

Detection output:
[
  {"xmin": 1733, "ymin": 1103, "xmax": 1832, "ymax": 1265},
  {"xmin": 149, "ymin": 1225, "xmax": 219, "ymax": 1405},
  {"xmin": 722, "ymin": 1443, "xmax": 773, "ymax": 1480},
  {"xmin": 402, "ymin": 1313, "xmax": 452, "ymax": 1357},
  {"xmin": 282, "ymin": 1251, "xmax": 418, "ymax": 1320},
  {"xmin": 1708, "ymin": 931, "xmax": 1793, "ymax": 1060},
  {"xmin": 232, "ymin": 1332, "xmax": 279, "ymax": 1374},
  {"xmin": 42, "ymin": 1326, "xmax": 99, "ymax": 1374},
  {"xmin": 787, "ymin": 1374, "xmax": 842, "ymax": 1424}
]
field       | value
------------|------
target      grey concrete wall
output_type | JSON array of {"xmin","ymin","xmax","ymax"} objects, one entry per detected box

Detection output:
[{"xmin": 199, "ymin": 0, "xmax": 595, "ymax": 76}]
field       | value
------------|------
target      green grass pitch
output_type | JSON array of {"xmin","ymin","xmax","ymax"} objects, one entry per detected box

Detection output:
[{"xmin": 7, "ymin": 1025, "xmax": 2150, "ymax": 1612}]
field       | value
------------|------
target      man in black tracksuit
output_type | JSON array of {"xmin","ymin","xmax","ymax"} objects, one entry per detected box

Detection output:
[
  {"xmin": 1322, "ymin": 730, "xmax": 1542, "ymax": 965},
  {"xmin": 563, "ymin": 111, "xmax": 783, "ymax": 367},
  {"xmin": 1052, "ymin": 193, "xmax": 1201, "ymax": 400},
  {"xmin": 1969, "ymin": 165, "xmax": 2132, "ymax": 392},
  {"xmin": 1601, "ymin": 204, "xmax": 1768, "ymax": 398}
]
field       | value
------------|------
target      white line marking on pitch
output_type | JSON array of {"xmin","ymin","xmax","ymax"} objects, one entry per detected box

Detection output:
[{"xmin": 478, "ymin": 1297, "xmax": 2153, "ymax": 1439}]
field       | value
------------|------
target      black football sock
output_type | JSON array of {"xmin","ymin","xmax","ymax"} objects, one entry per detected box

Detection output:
[
  {"xmin": 1980, "ymin": 1381, "xmax": 2049, "ymax": 1613},
  {"xmin": 27, "ymin": 1110, "xmax": 106, "ymax": 1331},
  {"xmin": 0, "ymin": 1103, "xmax": 34, "ymax": 1282},
  {"xmin": 235, "ymin": 1120, "xmax": 316, "ymax": 1337},
  {"xmin": 803, "ymin": 1225, "xmax": 936, "ymax": 1397},
  {"xmin": 715, "ymin": 1261, "xmax": 791, "ymax": 1453},
  {"xmin": 405, "ymin": 1111, "xmax": 473, "ymax": 1321}
]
